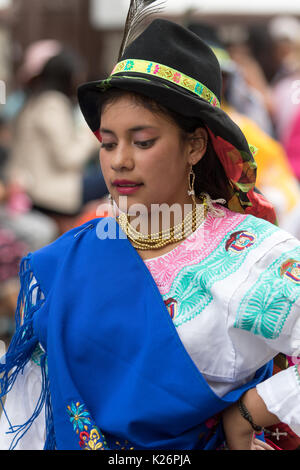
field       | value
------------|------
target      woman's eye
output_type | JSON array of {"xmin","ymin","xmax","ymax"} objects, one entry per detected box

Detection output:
[
  {"xmin": 135, "ymin": 139, "xmax": 156, "ymax": 149},
  {"xmin": 101, "ymin": 142, "xmax": 116, "ymax": 151},
  {"xmin": 101, "ymin": 139, "xmax": 157, "ymax": 150}
]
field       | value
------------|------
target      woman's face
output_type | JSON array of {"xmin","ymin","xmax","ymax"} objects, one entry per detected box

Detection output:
[{"xmin": 99, "ymin": 94, "xmax": 205, "ymax": 215}]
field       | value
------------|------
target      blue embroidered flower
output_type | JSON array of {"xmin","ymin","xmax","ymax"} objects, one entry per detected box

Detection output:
[
  {"xmin": 195, "ymin": 83, "xmax": 204, "ymax": 96},
  {"xmin": 124, "ymin": 60, "xmax": 134, "ymax": 71},
  {"xmin": 67, "ymin": 402, "xmax": 91, "ymax": 433},
  {"xmin": 146, "ymin": 62, "xmax": 153, "ymax": 73}
]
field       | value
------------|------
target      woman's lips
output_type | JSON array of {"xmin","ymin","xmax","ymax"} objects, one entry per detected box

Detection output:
[
  {"xmin": 112, "ymin": 180, "xmax": 143, "ymax": 195},
  {"xmin": 115, "ymin": 186, "xmax": 142, "ymax": 195}
]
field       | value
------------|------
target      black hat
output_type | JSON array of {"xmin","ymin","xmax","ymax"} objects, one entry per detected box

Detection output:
[{"xmin": 77, "ymin": 17, "xmax": 276, "ymax": 223}]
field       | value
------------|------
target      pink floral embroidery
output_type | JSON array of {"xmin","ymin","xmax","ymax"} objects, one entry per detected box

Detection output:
[
  {"xmin": 172, "ymin": 72, "xmax": 181, "ymax": 83},
  {"xmin": 153, "ymin": 64, "xmax": 160, "ymax": 74},
  {"xmin": 145, "ymin": 206, "xmax": 246, "ymax": 295}
]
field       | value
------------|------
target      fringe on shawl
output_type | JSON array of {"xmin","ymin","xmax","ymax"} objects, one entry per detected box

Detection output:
[{"xmin": 0, "ymin": 254, "xmax": 55, "ymax": 450}]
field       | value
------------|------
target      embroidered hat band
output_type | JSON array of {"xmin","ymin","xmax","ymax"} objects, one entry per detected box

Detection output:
[{"xmin": 110, "ymin": 59, "xmax": 221, "ymax": 108}]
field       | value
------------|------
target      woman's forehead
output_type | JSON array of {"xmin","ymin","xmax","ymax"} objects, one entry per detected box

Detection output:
[
  {"xmin": 101, "ymin": 95, "xmax": 177, "ymax": 131},
  {"xmin": 102, "ymin": 94, "xmax": 155, "ymax": 118}
]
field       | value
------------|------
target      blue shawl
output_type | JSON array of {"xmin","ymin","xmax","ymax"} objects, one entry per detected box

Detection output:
[{"xmin": 0, "ymin": 218, "xmax": 273, "ymax": 450}]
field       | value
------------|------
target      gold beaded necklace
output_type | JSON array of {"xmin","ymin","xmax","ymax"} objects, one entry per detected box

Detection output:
[{"xmin": 117, "ymin": 196, "xmax": 208, "ymax": 250}]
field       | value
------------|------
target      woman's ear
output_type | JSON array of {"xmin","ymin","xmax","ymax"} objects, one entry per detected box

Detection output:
[{"xmin": 187, "ymin": 128, "xmax": 208, "ymax": 165}]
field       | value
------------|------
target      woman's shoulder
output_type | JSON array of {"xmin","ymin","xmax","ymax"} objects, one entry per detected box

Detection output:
[
  {"xmin": 27, "ymin": 90, "xmax": 71, "ymax": 115},
  {"xmin": 35, "ymin": 89, "xmax": 70, "ymax": 103},
  {"xmin": 221, "ymin": 206, "xmax": 295, "ymax": 240},
  {"xmin": 205, "ymin": 205, "xmax": 280, "ymax": 246},
  {"xmin": 207, "ymin": 206, "xmax": 300, "ymax": 271}
]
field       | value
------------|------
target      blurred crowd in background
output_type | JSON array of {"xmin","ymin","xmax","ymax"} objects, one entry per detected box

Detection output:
[{"xmin": 1, "ymin": 1, "xmax": 300, "ymax": 347}]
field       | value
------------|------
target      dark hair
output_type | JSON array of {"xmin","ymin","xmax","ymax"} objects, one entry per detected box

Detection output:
[
  {"xmin": 29, "ymin": 48, "xmax": 84, "ymax": 98},
  {"xmin": 101, "ymin": 88, "xmax": 231, "ymax": 202}
]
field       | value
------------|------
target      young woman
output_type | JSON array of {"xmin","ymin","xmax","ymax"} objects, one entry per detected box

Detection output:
[{"xmin": 0, "ymin": 7, "xmax": 300, "ymax": 451}]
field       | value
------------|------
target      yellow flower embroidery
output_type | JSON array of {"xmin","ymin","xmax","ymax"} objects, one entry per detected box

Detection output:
[{"xmin": 87, "ymin": 428, "xmax": 104, "ymax": 450}]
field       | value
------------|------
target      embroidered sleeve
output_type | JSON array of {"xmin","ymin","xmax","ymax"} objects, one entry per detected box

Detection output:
[
  {"xmin": 229, "ymin": 235, "xmax": 300, "ymax": 434},
  {"xmin": 232, "ymin": 236, "xmax": 300, "ymax": 353},
  {"xmin": 256, "ymin": 365, "xmax": 300, "ymax": 437}
]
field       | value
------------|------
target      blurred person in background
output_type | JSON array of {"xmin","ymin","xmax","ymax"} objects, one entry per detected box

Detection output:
[
  {"xmin": 268, "ymin": 16, "xmax": 300, "ymax": 147},
  {"xmin": 0, "ymin": 111, "xmax": 57, "ymax": 345},
  {"xmin": 223, "ymin": 95, "xmax": 300, "ymax": 240},
  {"xmin": 267, "ymin": 17, "xmax": 300, "ymax": 184},
  {"xmin": 0, "ymin": 112, "xmax": 58, "ymax": 252},
  {"xmin": 0, "ymin": 223, "xmax": 28, "ymax": 348},
  {"xmin": 269, "ymin": 16, "xmax": 300, "ymax": 84},
  {"xmin": 189, "ymin": 23, "xmax": 300, "ymax": 242},
  {"xmin": 189, "ymin": 24, "xmax": 274, "ymax": 138},
  {"xmin": 224, "ymin": 31, "xmax": 275, "ymax": 137},
  {"xmin": 4, "ymin": 40, "xmax": 107, "ymax": 235},
  {"xmin": 283, "ymin": 105, "xmax": 300, "ymax": 184}
]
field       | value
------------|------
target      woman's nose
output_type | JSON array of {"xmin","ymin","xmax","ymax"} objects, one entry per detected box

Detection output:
[{"xmin": 111, "ymin": 143, "xmax": 134, "ymax": 171}]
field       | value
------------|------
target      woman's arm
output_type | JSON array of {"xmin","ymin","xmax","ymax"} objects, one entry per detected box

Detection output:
[
  {"xmin": 225, "ymin": 236, "xmax": 300, "ymax": 450},
  {"xmin": 222, "ymin": 387, "xmax": 280, "ymax": 450}
]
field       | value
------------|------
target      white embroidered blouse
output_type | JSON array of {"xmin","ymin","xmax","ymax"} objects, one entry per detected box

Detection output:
[{"xmin": 1, "ymin": 205, "xmax": 300, "ymax": 450}]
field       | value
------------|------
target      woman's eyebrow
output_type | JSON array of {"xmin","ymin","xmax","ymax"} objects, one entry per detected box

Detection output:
[
  {"xmin": 100, "ymin": 128, "xmax": 115, "ymax": 135},
  {"xmin": 128, "ymin": 126, "xmax": 158, "ymax": 132},
  {"xmin": 100, "ymin": 126, "xmax": 158, "ymax": 134}
]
